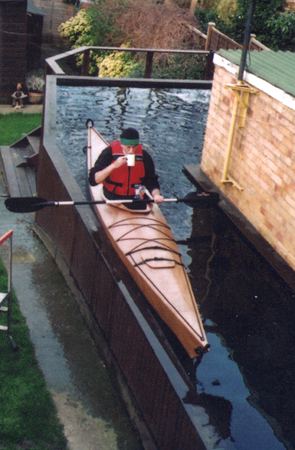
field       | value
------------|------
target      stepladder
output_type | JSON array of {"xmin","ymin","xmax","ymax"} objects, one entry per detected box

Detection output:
[{"xmin": 0, "ymin": 230, "xmax": 17, "ymax": 350}]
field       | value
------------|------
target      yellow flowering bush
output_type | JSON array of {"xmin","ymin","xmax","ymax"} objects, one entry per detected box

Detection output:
[
  {"xmin": 59, "ymin": 10, "xmax": 90, "ymax": 46},
  {"xmin": 59, "ymin": 7, "xmax": 113, "ymax": 74},
  {"xmin": 97, "ymin": 45, "xmax": 142, "ymax": 78}
]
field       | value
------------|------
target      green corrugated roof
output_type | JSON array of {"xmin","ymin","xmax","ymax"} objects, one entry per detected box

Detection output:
[{"xmin": 218, "ymin": 49, "xmax": 295, "ymax": 98}]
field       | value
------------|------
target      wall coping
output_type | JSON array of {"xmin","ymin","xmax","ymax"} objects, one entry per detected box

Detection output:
[{"xmin": 214, "ymin": 53, "xmax": 295, "ymax": 112}]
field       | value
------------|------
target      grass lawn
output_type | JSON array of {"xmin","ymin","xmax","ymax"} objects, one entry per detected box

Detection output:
[
  {"xmin": 0, "ymin": 114, "xmax": 67, "ymax": 449},
  {"xmin": 0, "ymin": 288, "xmax": 67, "ymax": 450},
  {"xmin": 0, "ymin": 113, "xmax": 41, "ymax": 145}
]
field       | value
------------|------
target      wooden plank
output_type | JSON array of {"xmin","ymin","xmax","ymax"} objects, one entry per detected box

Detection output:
[
  {"xmin": 27, "ymin": 135, "xmax": 40, "ymax": 154},
  {"xmin": 26, "ymin": 167, "xmax": 37, "ymax": 196},
  {"xmin": 12, "ymin": 149, "xmax": 27, "ymax": 168},
  {"xmin": 0, "ymin": 147, "xmax": 20, "ymax": 197},
  {"xmin": 0, "ymin": 147, "xmax": 36, "ymax": 197},
  {"xmin": 14, "ymin": 165, "xmax": 34, "ymax": 197}
]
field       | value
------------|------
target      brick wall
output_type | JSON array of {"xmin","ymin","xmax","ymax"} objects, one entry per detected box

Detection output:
[{"xmin": 201, "ymin": 64, "xmax": 295, "ymax": 272}]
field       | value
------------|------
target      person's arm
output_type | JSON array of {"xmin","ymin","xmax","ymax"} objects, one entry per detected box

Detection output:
[
  {"xmin": 142, "ymin": 151, "xmax": 164, "ymax": 203},
  {"xmin": 89, "ymin": 147, "xmax": 112, "ymax": 186},
  {"xmin": 88, "ymin": 146, "xmax": 127, "ymax": 186},
  {"xmin": 151, "ymin": 188, "xmax": 163, "ymax": 203}
]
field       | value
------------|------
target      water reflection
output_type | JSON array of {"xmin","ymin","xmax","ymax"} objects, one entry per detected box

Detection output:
[
  {"xmin": 189, "ymin": 206, "xmax": 294, "ymax": 449},
  {"xmin": 56, "ymin": 86, "xmax": 294, "ymax": 450}
]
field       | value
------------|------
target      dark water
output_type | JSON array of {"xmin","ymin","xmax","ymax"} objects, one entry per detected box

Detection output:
[{"xmin": 56, "ymin": 86, "xmax": 294, "ymax": 450}]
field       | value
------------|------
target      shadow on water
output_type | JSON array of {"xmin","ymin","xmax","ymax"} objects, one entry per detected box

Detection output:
[
  {"xmin": 56, "ymin": 86, "xmax": 294, "ymax": 450},
  {"xmin": 187, "ymin": 205, "xmax": 295, "ymax": 450}
]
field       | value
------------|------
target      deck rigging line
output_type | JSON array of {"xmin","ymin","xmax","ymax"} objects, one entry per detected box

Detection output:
[
  {"xmin": 109, "ymin": 216, "xmax": 170, "ymax": 229},
  {"xmin": 115, "ymin": 223, "xmax": 173, "ymax": 241},
  {"xmin": 126, "ymin": 245, "xmax": 181, "ymax": 257},
  {"xmin": 130, "ymin": 251, "xmax": 206, "ymax": 342},
  {"xmin": 106, "ymin": 208, "xmax": 206, "ymax": 343},
  {"xmin": 134, "ymin": 257, "xmax": 184, "ymax": 267}
]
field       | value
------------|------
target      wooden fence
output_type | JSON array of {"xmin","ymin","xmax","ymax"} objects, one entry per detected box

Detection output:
[
  {"xmin": 0, "ymin": 0, "xmax": 27, "ymax": 102},
  {"xmin": 189, "ymin": 21, "xmax": 269, "ymax": 52}
]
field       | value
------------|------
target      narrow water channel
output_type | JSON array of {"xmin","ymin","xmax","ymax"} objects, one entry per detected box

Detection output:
[{"xmin": 56, "ymin": 86, "xmax": 295, "ymax": 450}]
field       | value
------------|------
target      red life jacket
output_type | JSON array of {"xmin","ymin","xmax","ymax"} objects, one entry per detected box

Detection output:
[{"xmin": 103, "ymin": 141, "xmax": 145, "ymax": 196}]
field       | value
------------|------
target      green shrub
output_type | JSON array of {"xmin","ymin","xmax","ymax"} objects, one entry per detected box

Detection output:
[
  {"xmin": 59, "ymin": 7, "xmax": 111, "ymax": 47},
  {"xmin": 195, "ymin": 8, "xmax": 219, "ymax": 34},
  {"xmin": 232, "ymin": 0, "xmax": 284, "ymax": 42},
  {"xmin": 97, "ymin": 47, "xmax": 142, "ymax": 78},
  {"xmin": 152, "ymin": 54, "xmax": 205, "ymax": 80},
  {"xmin": 265, "ymin": 11, "xmax": 295, "ymax": 50},
  {"xmin": 195, "ymin": 0, "xmax": 293, "ymax": 50},
  {"xmin": 59, "ymin": 7, "xmax": 114, "ymax": 74},
  {"xmin": 215, "ymin": 0, "xmax": 237, "ymax": 24}
]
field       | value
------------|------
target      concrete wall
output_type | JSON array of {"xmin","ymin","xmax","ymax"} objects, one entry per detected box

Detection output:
[{"xmin": 200, "ymin": 56, "xmax": 295, "ymax": 274}]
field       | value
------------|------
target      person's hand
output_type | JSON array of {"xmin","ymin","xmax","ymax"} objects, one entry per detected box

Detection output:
[
  {"xmin": 111, "ymin": 156, "xmax": 127, "ymax": 169},
  {"xmin": 153, "ymin": 193, "xmax": 164, "ymax": 204}
]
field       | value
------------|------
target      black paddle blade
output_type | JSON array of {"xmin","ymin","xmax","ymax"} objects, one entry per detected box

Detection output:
[
  {"xmin": 122, "ymin": 200, "xmax": 148, "ymax": 210},
  {"xmin": 182, "ymin": 191, "xmax": 219, "ymax": 208},
  {"xmin": 5, "ymin": 197, "xmax": 50, "ymax": 213}
]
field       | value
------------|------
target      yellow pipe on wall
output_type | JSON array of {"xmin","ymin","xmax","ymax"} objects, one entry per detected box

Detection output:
[
  {"xmin": 221, "ymin": 82, "xmax": 258, "ymax": 190},
  {"xmin": 221, "ymin": 89, "xmax": 240, "ymax": 186}
]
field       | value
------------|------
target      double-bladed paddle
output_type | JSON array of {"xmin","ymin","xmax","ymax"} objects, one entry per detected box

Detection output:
[{"xmin": 4, "ymin": 192, "xmax": 219, "ymax": 213}]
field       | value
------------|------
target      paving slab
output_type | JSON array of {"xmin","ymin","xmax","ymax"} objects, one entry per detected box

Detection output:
[{"xmin": 0, "ymin": 104, "xmax": 43, "ymax": 115}]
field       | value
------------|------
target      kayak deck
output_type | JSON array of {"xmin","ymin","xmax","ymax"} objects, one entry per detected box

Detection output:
[{"xmin": 87, "ymin": 125, "xmax": 208, "ymax": 359}]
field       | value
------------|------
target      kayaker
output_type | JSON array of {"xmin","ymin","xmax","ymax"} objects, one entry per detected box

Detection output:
[{"xmin": 88, "ymin": 128, "xmax": 164, "ymax": 206}]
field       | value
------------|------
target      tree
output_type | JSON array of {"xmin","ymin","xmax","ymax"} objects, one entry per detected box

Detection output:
[{"xmin": 190, "ymin": 0, "xmax": 198, "ymax": 15}]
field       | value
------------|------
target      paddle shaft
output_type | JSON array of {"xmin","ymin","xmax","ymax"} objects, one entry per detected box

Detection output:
[
  {"xmin": 5, "ymin": 192, "xmax": 218, "ymax": 213},
  {"xmin": 44, "ymin": 198, "xmax": 178, "ymax": 207}
]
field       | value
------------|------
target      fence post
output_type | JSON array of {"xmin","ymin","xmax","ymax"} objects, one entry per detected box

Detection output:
[
  {"xmin": 82, "ymin": 49, "xmax": 90, "ymax": 76},
  {"xmin": 249, "ymin": 34, "xmax": 255, "ymax": 49},
  {"xmin": 144, "ymin": 51, "xmax": 154, "ymax": 78},
  {"xmin": 205, "ymin": 51, "xmax": 214, "ymax": 80},
  {"xmin": 205, "ymin": 22, "xmax": 216, "ymax": 51},
  {"xmin": 189, "ymin": 0, "xmax": 198, "ymax": 15}
]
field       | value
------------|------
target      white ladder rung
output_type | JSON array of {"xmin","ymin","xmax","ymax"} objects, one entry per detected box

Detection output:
[
  {"xmin": 0, "ymin": 325, "xmax": 8, "ymax": 331},
  {"xmin": 0, "ymin": 292, "xmax": 8, "ymax": 304}
]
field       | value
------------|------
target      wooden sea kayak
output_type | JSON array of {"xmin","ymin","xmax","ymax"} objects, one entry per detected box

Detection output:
[{"xmin": 86, "ymin": 122, "xmax": 208, "ymax": 359}]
